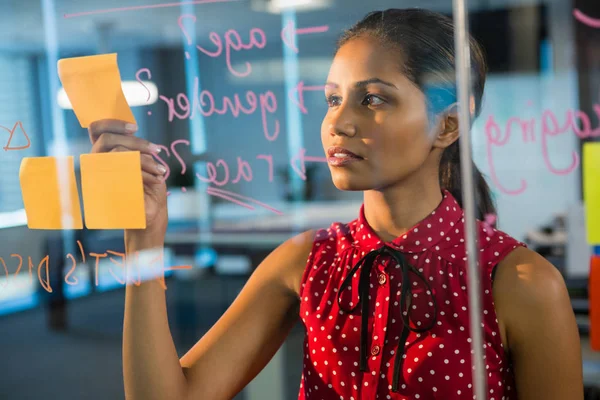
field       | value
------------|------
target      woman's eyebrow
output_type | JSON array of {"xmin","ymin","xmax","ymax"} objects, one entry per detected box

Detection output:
[
  {"xmin": 324, "ymin": 78, "xmax": 398, "ymax": 90},
  {"xmin": 355, "ymin": 78, "xmax": 398, "ymax": 89}
]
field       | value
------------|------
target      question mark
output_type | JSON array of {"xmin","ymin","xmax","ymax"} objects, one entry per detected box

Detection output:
[
  {"xmin": 171, "ymin": 139, "xmax": 191, "ymax": 192},
  {"xmin": 135, "ymin": 68, "xmax": 152, "ymax": 116},
  {"xmin": 178, "ymin": 14, "xmax": 197, "ymax": 60}
]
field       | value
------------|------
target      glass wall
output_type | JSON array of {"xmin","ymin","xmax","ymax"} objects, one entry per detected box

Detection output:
[{"xmin": 0, "ymin": 0, "xmax": 598, "ymax": 398}]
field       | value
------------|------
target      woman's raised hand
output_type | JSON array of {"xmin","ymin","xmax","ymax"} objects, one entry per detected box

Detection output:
[{"xmin": 88, "ymin": 119, "xmax": 168, "ymax": 246}]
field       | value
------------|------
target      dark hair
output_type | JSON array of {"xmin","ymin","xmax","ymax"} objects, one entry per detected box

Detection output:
[{"xmin": 336, "ymin": 8, "xmax": 496, "ymax": 222}]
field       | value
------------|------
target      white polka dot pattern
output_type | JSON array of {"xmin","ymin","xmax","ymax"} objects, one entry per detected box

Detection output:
[{"xmin": 297, "ymin": 190, "xmax": 525, "ymax": 399}]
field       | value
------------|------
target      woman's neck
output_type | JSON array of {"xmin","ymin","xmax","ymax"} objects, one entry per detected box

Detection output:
[{"xmin": 363, "ymin": 181, "xmax": 444, "ymax": 242}]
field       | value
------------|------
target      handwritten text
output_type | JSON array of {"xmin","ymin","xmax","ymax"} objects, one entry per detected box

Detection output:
[
  {"xmin": 177, "ymin": 17, "xmax": 328, "ymax": 76},
  {"xmin": 574, "ymin": 9, "xmax": 600, "ymax": 28},
  {"xmin": 1, "ymin": 121, "xmax": 31, "ymax": 151},
  {"xmin": 0, "ymin": 241, "xmax": 191, "ymax": 292},
  {"xmin": 485, "ymin": 104, "xmax": 600, "ymax": 194},
  {"xmin": 159, "ymin": 79, "xmax": 280, "ymax": 141}
]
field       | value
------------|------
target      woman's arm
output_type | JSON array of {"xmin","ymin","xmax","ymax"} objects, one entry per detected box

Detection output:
[
  {"xmin": 178, "ymin": 229, "xmax": 315, "ymax": 400},
  {"xmin": 123, "ymin": 229, "xmax": 314, "ymax": 400},
  {"xmin": 86, "ymin": 119, "xmax": 315, "ymax": 400},
  {"xmin": 123, "ymin": 235, "xmax": 189, "ymax": 400},
  {"xmin": 493, "ymin": 247, "xmax": 584, "ymax": 400}
]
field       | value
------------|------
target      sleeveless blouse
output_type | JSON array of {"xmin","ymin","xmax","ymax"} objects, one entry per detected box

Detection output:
[{"xmin": 298, "ymin": 190, "xmax": 526, "ymax": 400}]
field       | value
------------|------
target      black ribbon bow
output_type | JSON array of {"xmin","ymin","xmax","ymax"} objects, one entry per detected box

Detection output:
[{"xmin": 336, "ymin": 244, "xmax": 438, "ymax": 392}]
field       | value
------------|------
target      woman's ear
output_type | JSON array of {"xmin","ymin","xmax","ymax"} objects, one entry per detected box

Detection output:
[
  {"xmin": 433, "ymin": 103, "xmax": 460, "ymax": 149},
  {"xmin": 433, "ymin": 95, "xmax": 476, "ymax": 149}
]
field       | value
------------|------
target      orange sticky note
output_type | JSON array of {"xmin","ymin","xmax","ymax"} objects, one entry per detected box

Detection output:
[
  {"xmin": 57, "ymin": 53, "xmax": 136, "ymax": 128},
  {"xmin": 19, "ymin": 156, "xmax": 83, "ymax": 229},
  {"xmin": 80, "ymin": 151, "xmax": 146, "ymax": 229}
]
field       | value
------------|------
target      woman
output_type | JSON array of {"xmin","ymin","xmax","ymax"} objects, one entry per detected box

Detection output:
[{"xmin": 88, "ymin": 9, "xmax": 583, "ymax": 400}]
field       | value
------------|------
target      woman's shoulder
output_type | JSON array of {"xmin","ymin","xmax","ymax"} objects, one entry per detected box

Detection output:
[
  {"xmin": 476, "ymin": 220, "xmax": 525, "ymax": 247},
  {"xmin": 434, "ymin": 218, "xmax": 526, "ymax": 271},
  {"xmin": 482, "ymin": 222, "xmax": 568, "ymax": 324},
  {"xmin": 475, "ymin": 220, "xmax": 527, "ymax": 270},
  {"xmin": 273, "ymin": 218, "xmax": 357, "ymax": 297},
  {"xmin": 283, "ymin": 218, "xmax": 358, "ymax": 260},
  {"xmin": 308, "ymin": 217, "xmax": 360, "ymax": 247},
  {"xmin": 491, "ymin": 246, "xmax": 572, "ymax": 343},
  {"xmin": 493, "ymin": 245, "xmax": 566, "ymax": 296},
  {"xmin": 266, "ymin": 229, "xmax": 318, "ymax": 299},
  {"xmin": 288, "ymin": 219, "xmax": 359, "ymax": 294}
]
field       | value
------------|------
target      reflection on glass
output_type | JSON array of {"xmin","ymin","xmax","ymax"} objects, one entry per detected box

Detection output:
[{"xmin": 0, "ymin": 1, "xmax": 598, "ymax": 399}]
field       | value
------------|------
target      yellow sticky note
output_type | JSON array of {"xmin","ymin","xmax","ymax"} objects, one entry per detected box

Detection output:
[
  {"xmin": 80, "ymin": 151, "xmax": 146, "ymax": 229},
  {"xmin": 57, "ymin": 53, "xmax": 136, "ymax": 128},
  {"xmin": 19, "ymin": 156, "xmax": 83, "ymax": 230},
  {"xmin": 584, "ymin": 142, "xmax": 600, "ymax": 245}
]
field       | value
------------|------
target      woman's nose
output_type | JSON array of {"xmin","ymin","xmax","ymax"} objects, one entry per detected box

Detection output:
[{"xmin": 328, "ymin": 110, "xmax": 357, "ymax": 137}]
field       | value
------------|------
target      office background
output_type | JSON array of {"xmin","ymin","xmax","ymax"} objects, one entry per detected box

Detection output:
[{"xmin": 0, "ymin": 0, "xmax": 599, "ymax": 398}]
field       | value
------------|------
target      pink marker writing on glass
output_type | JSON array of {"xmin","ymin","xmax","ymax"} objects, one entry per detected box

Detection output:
[
  {"xmin": 195, "ymin": 26, "xmax": 267, "ymax": 77},
  {"xmin": 290, "ymin": 148, "xmax": 327, "ymax": 180},
  {"xmin": 178, "ymin": 20, "xmax": 328, "ymax": 76},
  {"xmin": 159, "ymin": 79, "xmax": 280, "ymax": 141},
  {"xmin": 289, "ymin": 81, "xmax": 327, "ymax": 114},
  {"xmin": 485, "ymin": 103, "xmax": 600, "ymax": 195},
  {"xmin": 178, "ymin": 14, "xmax": 197, "ymax": 60},
  {"xmin": 206, "ymin": 186, "xmax": 283, "ymax": 215},
  {"xmin": 63, "ymin": 0, "xmax": 239, "ymax": 19},
  {"xmin": 1, "ymin": 121, "xmax": 31, "ymax": 151},
  {"xmin": 574, "ymin": 9, "xmax": 600, "ymax": 28},
  {"xmin": 153, "ymin": 139, "xmax": 326, "ymax": 213},
  {"xmin": 281, "ymin": 20, "xmax": 329, "ymax": 53}
]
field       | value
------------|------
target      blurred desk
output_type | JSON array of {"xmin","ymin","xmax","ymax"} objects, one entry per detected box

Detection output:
[{"xmin": 164, "ymin": 200, "xmax": 362, "ymax": 264}]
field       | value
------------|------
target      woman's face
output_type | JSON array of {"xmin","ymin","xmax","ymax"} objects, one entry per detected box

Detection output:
[{"xmin": 321, "ymin": 36, "xmax": 441, "ymax": 192}]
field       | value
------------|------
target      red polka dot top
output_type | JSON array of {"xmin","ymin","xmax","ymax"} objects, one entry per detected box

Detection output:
[{"xmin": 297, "ymin": 190, "xmax": 526, "ymax": 400}]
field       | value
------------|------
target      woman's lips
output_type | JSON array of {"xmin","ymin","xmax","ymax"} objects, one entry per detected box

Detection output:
[
  {"xmin": 328, "ymin": 156, "xmax": 362, "ymax": 166},
  {"xmin": 327, "ymin": 146, "xmax": 363, "ymax": 166}
]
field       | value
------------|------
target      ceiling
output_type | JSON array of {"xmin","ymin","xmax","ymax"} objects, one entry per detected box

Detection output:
[{"xmin": 0, "ymin": 0, "xmax": 556, "ymax": 53}]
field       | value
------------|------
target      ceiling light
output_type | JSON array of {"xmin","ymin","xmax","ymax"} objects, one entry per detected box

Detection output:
[
  {"xmin": 56, "ymin": 81, "xmax": 159, "ymax": 110},
  {"xmin": 251, "ymin": 0, "xmax": 333, "ymax": 14}
]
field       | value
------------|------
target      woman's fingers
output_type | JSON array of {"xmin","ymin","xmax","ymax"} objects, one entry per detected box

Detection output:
[
  {"xmin": 141, "ymin": 170, "xmax": 164, "ymax": 185},
  {"xmin": 92, "ymin": 132, "xmax": 161, "ymax": 155},
  {"xmin": 88, "ymin": 119, "xmax": 167, "ymax": 187},
  {"xmin": 88, "ymin": 119, "xmax": 161, "ymax": 155},
  {"xmin": 141, "ymin": 153, "xmax": 167, "ymax": 177},
  {"xmin": 110, "ymin": 146, "xmax": 167, "ymax": 184},
  {"xmin": 88, "ymin": 119, "xmax": 138, "ymax": 143}
]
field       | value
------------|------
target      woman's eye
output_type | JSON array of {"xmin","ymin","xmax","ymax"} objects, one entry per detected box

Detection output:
[
  {"xmin": 326, "ymin": 95, "xmax": 341, "ymax": 107},
  {"xmin": 362, "ymin": 94, "xmax": 385, "ymax": 106}
]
